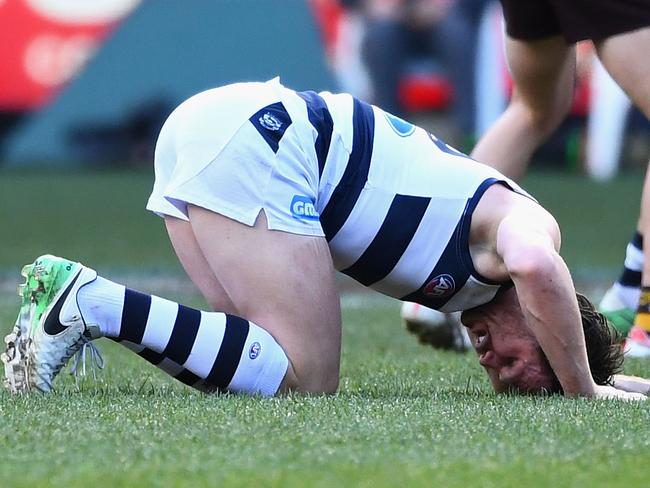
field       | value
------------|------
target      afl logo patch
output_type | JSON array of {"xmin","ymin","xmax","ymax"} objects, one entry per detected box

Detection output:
[
  {"xmin": 384, "ymin": 112, "xmax": 416, "ymax": 137},
  {"xmin": 249, "ymin": 342, "xmax": 261, "ymax": 360},
  {"xmin": 424, "ymin": 274, "xmax": 456, "ymax": 298}
]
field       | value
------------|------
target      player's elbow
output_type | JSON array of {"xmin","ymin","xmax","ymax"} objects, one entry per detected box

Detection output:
[
  {"xmin": 498, "ymin": 212, "xmax": 562, "ymax": 281},
  {"xmin": 504, "ymin": 242, "xmax": 560, "ymax": 281}
]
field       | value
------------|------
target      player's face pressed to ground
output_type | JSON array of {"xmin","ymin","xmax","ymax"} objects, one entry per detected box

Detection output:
[{"xmin": 460, "ymin": 289, "xmax": 558, "ymax": 394}]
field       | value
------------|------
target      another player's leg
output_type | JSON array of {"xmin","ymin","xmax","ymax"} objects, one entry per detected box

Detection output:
[
  {"xmin": 403, "ymin": 38, "xmax": 574, "ymax": 351},
  {"xmin": 632, "ymin": 167, "xmax": 650, "ymax": 355},
  {"xmin": 599, "ymin": 231, "xmax": 642, "ymax": 335},
  {"xmin": 595, "ymin": 27, "xmax": 650, "ymax": 355},
  {"xmin": 400, "ymin": 303, "xmax": 470, "ymax": 352},
  {"xmin": 470, "ymin": 35, "xmax": 575, "ymax": 180}
]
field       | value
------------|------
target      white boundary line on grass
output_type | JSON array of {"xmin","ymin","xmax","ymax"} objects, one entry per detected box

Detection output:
[{"xmin": 0, "ymin": 273, "xmax": 398, "ymax": 311}]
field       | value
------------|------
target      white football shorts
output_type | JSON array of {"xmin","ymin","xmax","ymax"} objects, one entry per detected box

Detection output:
[{"xmin": 146, "ymin": 78, "xmax": 325, "ymax": 237}]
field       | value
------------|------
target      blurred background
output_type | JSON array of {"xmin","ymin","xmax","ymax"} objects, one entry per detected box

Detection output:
[{"xmin": 0, "ymin": 0, "xmax": 648, "ymax": 291}]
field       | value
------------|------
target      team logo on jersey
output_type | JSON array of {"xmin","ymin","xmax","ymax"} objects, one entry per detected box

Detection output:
[
  {"xmin": 249, "ymin": 342, "xmax": 261, "ymax": 360},
  {"xmin": 423, "ymin": 274, "xmax": 456, "ymax": 298},
  {"xmin": 290, "ymin": 195, "xmax": 319, "ymax": 220},
  {"xmin": 384, "ymin": 112, "xmax": 416, "ymax": 137},
  {"xmin": 259, "ymin": 112, "xmax": 282, "ymax": 131}
]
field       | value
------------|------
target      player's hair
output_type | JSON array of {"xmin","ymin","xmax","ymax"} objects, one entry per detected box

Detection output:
[{"xmin": 544, "ymin": 292, "xmax": 624, "ymax": 393}]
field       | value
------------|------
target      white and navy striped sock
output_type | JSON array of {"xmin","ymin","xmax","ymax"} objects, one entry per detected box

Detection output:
[
  {"xmin": 78, "ymin": 283, "xmax": 288, "ymax": 396},
  {"xmin": 612, "ymin": 231, "xmax": 644, "ymax": 309}
]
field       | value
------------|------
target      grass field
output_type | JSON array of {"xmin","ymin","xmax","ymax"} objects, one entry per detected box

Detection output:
[{"xmin": 1, "ymin": 169, "xmax": 650, "ymax": 487}]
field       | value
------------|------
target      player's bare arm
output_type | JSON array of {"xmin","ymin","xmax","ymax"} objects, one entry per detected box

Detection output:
[
  {"xmin": 611, "ymin": 374, "xmax": 650, "ymax": 395},
  {"xmin": 497, "ymin": 205, "xmax": 645, "ymax": 399},
  {"xmin": 470, "ymin": 186, "xmax": 640, "ymax": 399},
  {"xmin": 494, "ymin": 203, "xmax": 596, "ymax": 396}
]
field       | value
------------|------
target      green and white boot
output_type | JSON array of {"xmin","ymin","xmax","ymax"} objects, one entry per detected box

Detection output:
[
  {"xmin": 2, "ymin": 255, "xmax": 103, "ymax": 393},
  {"xmin": 599, "ymin": 286, "xmax": 636, "ymax": 337}
]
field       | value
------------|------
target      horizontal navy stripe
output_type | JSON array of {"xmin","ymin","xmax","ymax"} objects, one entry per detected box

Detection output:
[
  {"xmin": 112, "ymin": 337, "xmax": 201, "ymax": 387},
  {"xmin": 206, "ymin": 315, "xmax": 250, "ymax": 390},
  {"xmin": 298, "ymin": 90, "xmax": 333, "ymax": 178},
  {"xmin": 319, "ymin": 97, "xmax": 375, "ymax": 241},
  {"xmin": 118, "ymin": 289, "xmax": 152, "ymax": 343},
  {"xmin": 111, "ymin": 339, "xmax": 165, "ymax": 365},
  {"xmin": 175, "ymin": 369, "xmax": 201, "ymax": 387},
  {"xmin": 161, "ymin": 306, "xmax": 202, "ymax": 365},
  {"xmin": 342, "ymin": 194, "xmax": 430, "ymax": 286},
  {"xmin": 138, "ymin": 347, "xmax": 165, "ymax": 365},
  {"xmin": 249, "ymin": 101, "xmax": 292, "ymax": 153},
  {"xmin": 620, "ymin": 268, "xmax": 642, "ymax": 287},
  {"xmin": 401, "ymin": 218, "xmax": 470, "ymax": 309}
]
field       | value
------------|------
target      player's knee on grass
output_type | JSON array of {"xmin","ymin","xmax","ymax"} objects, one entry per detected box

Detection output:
[{"xmin": 280, "ymin": 353, "xmax": 340, "ymax": 395}]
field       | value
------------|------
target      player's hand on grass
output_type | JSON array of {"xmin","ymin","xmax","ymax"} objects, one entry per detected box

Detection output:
[
  {"xmin": 593, "ymin": 384, "xmax": 647, "ymax": 401},
  {"xmin": 610, "ymin": 374, "xmax": 650, "ymax": 396}
]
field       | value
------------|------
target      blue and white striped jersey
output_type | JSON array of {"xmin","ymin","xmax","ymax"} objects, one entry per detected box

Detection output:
[
  {"xmin": 151, "ymin": 79, "xmax": 528, "ymax": 313},
  {"xmin": 279, "ymin": 87, "xmax": 528, "ymax": 313}
]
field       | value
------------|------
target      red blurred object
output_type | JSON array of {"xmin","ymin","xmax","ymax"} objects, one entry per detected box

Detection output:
[
  {"xmin": 571, "ymin": 77, "xmax": 591, "ymax": 117},
  {"xmin": 308, "ymin": 0, "xmax": 344, "ymax": 59},
  {"xmin": 309, "ymin": 0, "xmax": 454, "ymax": 113},
  {"xmin": 0, "ymin": 0, "xmax": 139, "ymax": 111},
  {"xmin": 398, "ymin": 73, "xmax": 453, "ymax": 112}
]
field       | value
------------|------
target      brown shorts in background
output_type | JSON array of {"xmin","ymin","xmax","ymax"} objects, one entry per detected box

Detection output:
[{"xmin": 499, "ymin": 0, "xmax": 650, "ymax": 43}]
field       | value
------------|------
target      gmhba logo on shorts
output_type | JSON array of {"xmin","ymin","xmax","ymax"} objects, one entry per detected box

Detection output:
[{"xmin": 290, "ymin": 195, "xmax": 319, "ymax": 221}]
